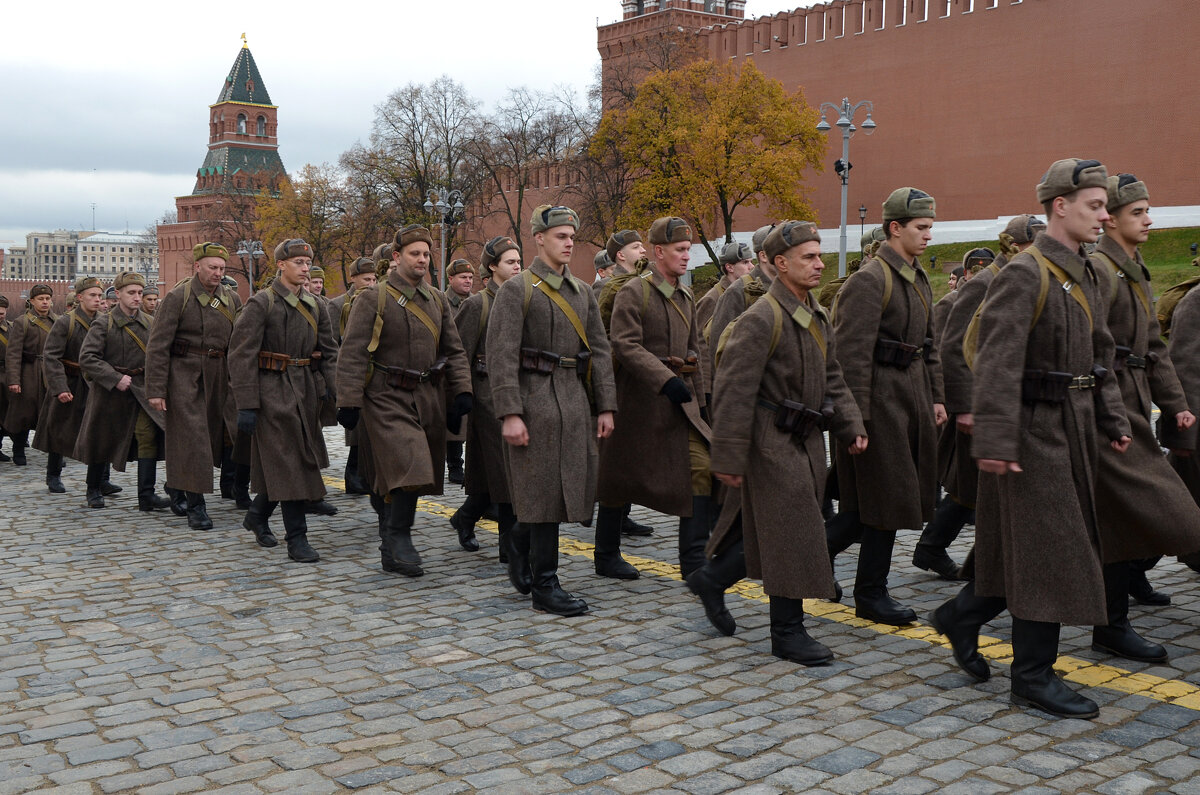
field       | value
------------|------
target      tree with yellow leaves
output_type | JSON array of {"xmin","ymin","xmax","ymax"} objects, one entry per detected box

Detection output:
[{"xmin": 592, "ymin": 60, "xmax": 825, "ymax": 263}]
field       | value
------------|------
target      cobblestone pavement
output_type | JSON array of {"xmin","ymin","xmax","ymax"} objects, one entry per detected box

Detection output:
[{"xmin": 3, "ymin": 430, "xmax": 1200, "ymax": 794}]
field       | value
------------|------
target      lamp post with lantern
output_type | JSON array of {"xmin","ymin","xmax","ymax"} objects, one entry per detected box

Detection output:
[{"xmin": 815, "ymin": 98, "xmax": 877, "ymax": 278}]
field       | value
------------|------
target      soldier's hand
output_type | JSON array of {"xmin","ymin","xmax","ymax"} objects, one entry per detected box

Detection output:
[
  {"xmin": 149, "ymin": 398, "xmax": 166, "ymax": 412},
  {"xmin": 8, "ymin": 384, "xmax": 19, "ymax": 394},
  {"xmin": 1178, "ymin": 410, "xmax": 1196, "ymax": 431},
  {"xmin": 337, "ymin": 407, "xmax": 360, "ymax": 430},
  {"xmin": 57, "ymin": 392, "xmax": 73, "ymax": 404},
  {"xmin": 933, "ymin": 403, "xmax": 948, "ymax": 426},
  {"xmin": 660, "ymin": 377, "xmax": 692, "ymax": 405},
  {"xmin": 237, "ymin": 409, "xmax": 258, "ymax": 435},
  {"xmin": 446, "ymin": 393, "xmax": 473, "ymax": 434},
  {"xmin": 848, "ymin": 435, "xmax": 868, "ymax": 455},
  {"xmin": 502, "ymin": 414, "xmax": 529, "ymax": 447},
  {"xmin": 956, "ymin": 412, "xmax": 974, "ymax": 435},
  {"xmin": 977, "ymin": 458, "xmax": 1021, "ymax": 474},
  {"xmin": 715, "ymin": 472, "xmax": 742, "ymax": 488},
  {"xmin": 597, "ymin": 411, "xmax": 614, "ymax": 439},
  {"xmin": 1111, "ymin": 435, "xmax": 1132, "ymax": 454},
  {"xmin": 115, "ymin": 375, "xmax": 132, "ymax": 392}
]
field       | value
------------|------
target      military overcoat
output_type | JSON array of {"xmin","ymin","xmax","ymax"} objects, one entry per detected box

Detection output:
[
  {"xmin": 0, "ymin": 318, "xmax": 10, "ymax": 426},
  {"xmin": 695, "ymin": 274, "xmax": 731, "ymax": 397},
  {"xmin": 5, "ymin": 309, "xmax": 57, "ymax": 433},
  {"xmin": 455, "ymin": 285, "xmax": 510, "ymax": 502},
  {"xmin": 33, "ymin": 308, "xmax": 95, "ymax": 458},
  {"xmin": 706, "ymin": 268, "xmax": 771, "ymax": 368},
  {"xmin": 1167, "ymin": 286, "xmax": 1200, "ymax": 502}
]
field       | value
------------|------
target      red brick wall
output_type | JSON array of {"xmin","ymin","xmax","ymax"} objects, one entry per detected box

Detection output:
[{"xmin": 0, "ymin": 280, "xmax": 74, "ymax": 314}]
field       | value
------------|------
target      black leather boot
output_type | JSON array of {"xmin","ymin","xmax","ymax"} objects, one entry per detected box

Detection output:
[
  {"xmin": 913, "ymin": 499, "xmax": 972, "ymax": 580},
  {"xmin": 1011, "ymin": 617, "xmax": 1098, "ymax": 719},
  {"xmin": 686, "ymin": 536, "xmax": 746, "ymax": 636},
  {"xmin": 678, "ymin": 495, "xmax": 714, "ymax": 580},
  {"xmin": 12, "ymin": 431, "xmax": 28, "ymax": 466},
  {"xmin": 243, "ymin": 493, "xmax": 278, "ymax": 547},
  {"xmin": 1093, "ymin": 562, "xmax": 1168, "ymax": 662},
  {"xmin": 368, "ymin": 492, "xmax": 386, "ymax": 536},
  {"xmin": 99, "ymin": 464, "xmax": 122, "ymax": 495},
  {"xmin": 621, "ymin": 503, "xmax": 653, "ymax": 537},
  {"xmin": 281, "ymin": 500, "xmax": 319, "ymax": 562},
  {"xmin": 344, "ymin": 445, "xmax": 369, "ymax": 495},
  {"xmin": 770, "ymin": 596, "xmax": 833, "ymax": 665},
  {"xmin": 854, "ymin": 527, "xmax": 916, "ymax": 625},
  {"xmin": 381, "ymin": 490, "xmax": 422, "ymax": 576},
  {"xmin": 1128, "ymin": 558, "xmax": 1169, "ymax": 605},
  {"xmin": 233, "ymin": 464, "xmax": 251, "ymax": 509},
  {"xmin": 450, "ymin": 492, "xmax": 488, "ymax": 552},
  {"xmin": 165, "ymin": 487, "xmax": 188, "ymax": 516},
  {"xmin": 929, "ymin": 581, "xmax": 1007, "ymax": 682},
  {"xmin": 46, "ymin": 453, "xmax": 65, "ymax": 493},
  {"xmin": 219, "ymin": 449, "xmax": 235, "ymax": 499},
  {"xmin": 304, "ymin": 499, "xmax": 338, "ymax": 516},
  {"xmin": 85, "ymin": 463, "xmax": 106, "ymax": 509},
  {"xmin": 446, "ymin": 441, "xmax": 464, "ymax": 484},
  {"xmin": 137, "ymin": 459, "xmax": 171, "ymax": 511},
  {"xmin": 186, "ymin": 492, "xmax": 214, "ymax": 531},
  {"xmin": 507, "ymin": 521, "xmax": 532, "ymax": 595},
  {"xmin": 496, "ymin": 502, "xmax": 516, "ymax": 564},
  {"xmin": 595, "ymin": 504, "xmax": 639, "ymax": 579},
  {"xmin": 529, "ymin": 523, "xmax": 588, "ymax": 616},
  {"xmin": 826, "ymin": 509, "xmax": 864, "ymax": 602}
]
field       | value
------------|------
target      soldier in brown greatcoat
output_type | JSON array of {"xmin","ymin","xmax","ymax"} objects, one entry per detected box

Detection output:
[
  {"xmin": 591, "ymin": 250, "xmax": 614, "ymax": 298},
  {"xmin": 1167, "ymin": 281, "xmax": 1200, "ymax": 549},
  {"xmin": 827, "ymin": 188, "xmax": 947, "ymax": 625},
  {"xmin": 449, "ymin": 236, "xmax": 522, "ymax": 557},
  {"xmin": 34, "ymin": 277, "xmax": 105, "ymax": 495},
  {"xmin": 486, "ymin": 205, "xmax": 618, "ymax": 616},
  {"xmin": 697, "ymin": 241, "xmax": 754, "ymax": 401},
  {"xmin": 229, "ymin": 239, "xmax": 338, "ymax": 562},
  {"xmin": 1088, "ymin": 174, "xmax": 1200, "ymax": 651},
  {"xmin": 327, "ymin": 256, "xmax": 378, "ymax": 496},
  {"xmin": 337, "ymin": 225, "xmax": 472, "ymax": 577},
  {"xmin": 707, "ymin": 224, "xmax": 776, "ymax": 360},
  {"xmin": 0, "ymin": 296, "xmax": 11, "ymax": 461},
  {"xmin": 932, "ymin": 159, "xmax": 1131, "ymax": 720},
  {"xmin": 141, "ymin": 285, "xmax": 160, "ymax": 316},
  {"xmin": 74, "ymin": 272, "xmax": 172, "ymax": 511},
  {"xmin": 597, "ymin": 216, "xmax": 713, "ymax": 580},
  {"xmin": 300, "ymin": 266, "xmax": 340, "ymax": 518},
  {"xmin": 443, "ymin": 258, "xmax": 476, "ymax": 485},
  {"xmin": 145, "ymin": 243, "xmax": 242, "ymax": 531},
  {"xmin": 6, "ymin": 284, "xmax": 58, "ymax": 468},
  {"xmin": 695, "ymin": 221, "xmax": 867, "ymax": 663}
]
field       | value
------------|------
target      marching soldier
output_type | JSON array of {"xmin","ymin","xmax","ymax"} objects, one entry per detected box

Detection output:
[
  {"xmin": 336, "ymin": 225, "xmax": 473, "ymax": 577},
  {"xmin": 74, "ymin": 272, "xmax": 172, "ymax": 511},
  {"xmin": 592, "ymin": 250, "xmax": 614, "ymax": 296},
  {"xmin": 305, "ymin": 266, "xmax": 328, "ymax": 298},
  {"xmin": 142, "ymin": 285, "xmax": 161, "ymax": 316},
  {"xmin": 450, "ymin": 235, "xmax": 522, "ymax": 556},
  {"xmin": 0, "ymin": 296, "xmax": 10, "ymax": 461},
  {"xmin": 145, "ymin": 243, "xmax": 242, "ymax": 531},
  {"xmin": 487, "ymin": 205, "xmax": 618, "ymax": 615},
  {"xmin": 707, "ymin": 224, "xmax": 776, "ymax": 353},
  {"xmin": 34, "ymin": 277, "xmax": 105, "ymax": 495},
  {"xmin": 444, "ymin": 258, "xmax": 475, "ymax": 484},
  {"xmin": 229, "ymin": 239, "xmax": 338, "ymax": 561},
  {"xmin": 303, "ymin": 266, "xmax": 341, "ymax": 518},
  {"xmin": 697, "ymin": 241, "xmax": 754, "ymax": 401},
  {"xmin": 103, "ymin": 286, "xmax": 117, "ymax": 313},
  {"xmin": 328, "ymin": 256, "xmax": 377, "ymax": 495},
  {"xmin": 597, "ymin": 216, "xmax": 712, "ymax": 580},
  {"xmin": 6, "ymin": 284, "xmax": 58, "ymax": 467}
]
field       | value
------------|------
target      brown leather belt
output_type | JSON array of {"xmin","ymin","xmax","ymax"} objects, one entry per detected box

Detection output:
[
  {"xmin": 373, "ymin": 357, "xmax": 446, "ymax": 390},
  {"xmin": 258, "ymin": 351, "xmax": 320, "ymax": 371},
  {"xmin": 172, "ymin": 338, "xmax": 227, "ymax": 358},
  {"xmin": 659, "ymin": 354, "xmax": 699, "ymax": 375},
  {"xmin": 62, "ymin": 359, "xmax": 81, "ymax": 374},
  {"xmin": 22, "ymin": 353, "xmax": 43, "ymax": 363},
  {"xmin": 114, "ymin": 366, "xmax": 144, "ymax": 376}
]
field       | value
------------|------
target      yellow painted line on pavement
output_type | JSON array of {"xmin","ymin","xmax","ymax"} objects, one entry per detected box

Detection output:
[{"xmin": 325, "ymin": 477, "xmax": 1200, "ymax": 710}]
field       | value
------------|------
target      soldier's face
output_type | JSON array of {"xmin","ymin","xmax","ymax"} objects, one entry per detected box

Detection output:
[
  {"xmin": 1059, "ymin": 188, "xmax": 1109, "ymax": 245},
  {"xmin": 777, "ymin": 241, "xmax": 824, "ymax": 294},
  {"xmin": 143, "ymin": 294, "xmax": 158, "ymax": 312},
  {"xmin": 394, "ymin": 243, "xmax": 430, "ymax": 285},
  {"xmin": 890, "ymin": 219, "xmax": 933, "ymax": 260},
  {"xmin": 617, "ymin": 241, "xmax": 645, "ymax": 265},
  {"xmin": 449, "ymin": 272, "xmax": 474, "ymax": 296},
  {"xmin": 195, "ymin": 256, "xmax": 226, "ymax": 291},
  {"xmin": 350, "ymin": 271, "xmax": 376, "ymax": 290},
  {"xmin": 947, "ymin": 273, "xmax": 958, "ymax": 291},
  {"xmin": 117, "ymin": 285, "xmax": 142, "ymax": 314},
  {"xmin": 30, "ymin": 295, "xmax": 52, "ymax": 315},
  {"xmin": 78, "ymin": 287, "xmax": 103, "ymax": 315},
  {"xmin": 537, "ymin": 227, "xmax": 575, "ymax": 267},
  {"xmin": 491, "ymin": 250, "xmax": 522, "ymax": 285},
  {"xmin": 726, "ymin": 258, "xmax": 754, "ymax": 279},
  {"xmin": 276, "ymin": 256, "xmax": 311, "ymax": 291},
  {"xmin": 0, "ymin": 307, "xmax": 6, "ymax": 322},
  {"xmin": 656, "ymin": 241, "xmax": 690, "ymax": 279},
  {"xmin": 1108, "ymin": 199, "xmax": 1153, "ymax": 246},
  {"xmin": 306, "ymin": 277, "xmax": 324, "ymax": 295}
]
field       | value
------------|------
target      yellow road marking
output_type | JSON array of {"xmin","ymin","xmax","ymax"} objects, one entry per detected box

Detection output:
[{"xmin": 323, "ymin": 476, "xmax": 1200, "ymax": 709}]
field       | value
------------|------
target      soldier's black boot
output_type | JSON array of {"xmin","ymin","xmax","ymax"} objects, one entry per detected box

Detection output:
[
  {"xmin": 529, "ymin": 523, "xmax": 588, "ymax": 616},
  {"xmin": 1093, "ymin": 562, "xmax": 1168, "ymax": 663},
  {"xmin": 496, "ymin": 502, "xmax": 516, "ymax": 565},
  {"xmin": 929, "ymin": 581, "xmax": 1007, "ymax": 682},
  {"xmin": 99, "ymin": 464, "xmax": 122, "ymax": 496},
  {"xmin": 826, "ymin": 509, "xmax": 864, "ymax": 602},
  {"xmin": 380, "ymin": 490, "xmax": 423, "ymax": 577},
  {"xmin": 770, "ymin": 596, "xmax": 833, "ymax": 665},
  {"xmin": 621, "ymin": 503, "xmax": 653, "ymax": 537},
  {"xmin": 11, "ymin": 431, "xmax": 28, "ymax": 466},
  {"xmin": 450, "ymin": 492, "xmax": 488, "ymax": 552},
  {"xmin": 136, "ymin": 459, "xmax": 171, "ymax": 511},
  {"xmin": 165, "ymin": 487, "xmax": 187, "ymax": 517},
  {"xmin": 1011, "ymin": 617, "xmax": 1098, "ymax": 719},
  {"xmin": 219, "ymin": 449, "xmax": 235, "ymax": 500},
  {"xmin": 46, "ymin": 453, "xmax": 65, "ymax": 493},
  {"xmin": 185, "ymin": 492, "xmax": 214, "ymax": 531},
  {"xmin": 344, "ymin": 445, "xmax": 369, "ymax": 495},
  {"xmin": 853, "ymin": 527, "xmax": 916, "ymax": 625},
  {"xmin": 85, "ymin": 463, "xmax": 106, "ymax": 509},
  {"xmin": 243, "ymin": 494, "xmax": 278, "ymax": 547},
  {"xmin": 507, "ymin": 522, "xmax": 532, "ymax": 595},
  {"xmin": 686, "ymin": 536, "xmax": 746, "ymax": 636},
  {"xmin": 1128, "ymin": 557, "xmax": 1170, "ymax": 605},
  {"xmin": 446, "ymin": 441, "xmax": 464, "ymax": 484},
  {"xmin": 281, "ymin": 500, "xmax": 319, "ymax": 563},
  {"xmin": 304, "ymin": 498, "xmax": 338, "ymax": 516},
  {"xmin": 594, "ymin": 504, "xmax": 640, "ymax": 579},
  {"xmin": 233, "ymin": 464, "xmax": 252, "ymax": 509},
  {"xmin": 368, "ymin": 492, "xmax": 386, "ymax": 536},
  {"xmin": 913, "ymin": 499, "xmax": 971, "ymax": 580},
  {"xmin": 677, "ymin": 495, "xmax": 714, "ymax": 580}
]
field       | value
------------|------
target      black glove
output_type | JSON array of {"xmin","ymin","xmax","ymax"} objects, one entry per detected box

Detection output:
[
  {"xmin": 337, "ymin": 407, "xmax": 360, "ymax": 431},
  {"xmin": 661, "ymin": 377, "xmax": 693, "ymax": 405},
  {"xmin": 237, "ymin": 409, "xmax": 257, "ymax": 435},
  {"xmin": 447, "ymin": 392, "xmax": 473, "ymax": 434}
]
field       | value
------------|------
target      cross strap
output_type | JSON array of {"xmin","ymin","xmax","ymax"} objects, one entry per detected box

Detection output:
[{"xmin": 532, "ymin": 277, "xmax": 590, "ymax": 353}]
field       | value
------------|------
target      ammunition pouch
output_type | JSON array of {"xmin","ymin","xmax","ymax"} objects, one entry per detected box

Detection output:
[
  {"xmin": 520, "ymin": 347, "xmax": 589, "ymax": 376},
  {"xmin": 759, "ymin": 398, "xmax": 826, "ymax": 440},
  {"xmin": 874, "ymin": 337, "xmax": 923, "ymax": 369},
  {"xmin": 1114, "ymin": 345, "xmax": 1153, "ymax": 371},
  {"xmin": 659, "ymin": 351, "xmax": 700, "ymax": 376},
  {"xmin": 257, "ymin": 351, "xmax": 318, "ymax": 372},
  {"xmin": 472, "ymin": 354, "xmax": 488, "ymax": 377},
  {"xmin": 1021, "ymin": 369, "xmax": 1098, "ymax": 404},
  {"xmin": 373, "ymin": 356, "xmax": 446, "ymax": 391}
]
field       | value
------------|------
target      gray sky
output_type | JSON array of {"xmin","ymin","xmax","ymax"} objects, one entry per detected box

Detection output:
[{"xmin": 0, "ymin": 0, "xmax": 778, "ymax": 249}]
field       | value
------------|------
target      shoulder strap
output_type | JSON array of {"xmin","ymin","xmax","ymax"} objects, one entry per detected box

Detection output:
[
  {"xmin": 392, "ymin": 286, "xmax": 441, "ymax": 345},
  {"xmin": 367, "ymin": 285, "xmax": 387, "ymax": 354},
  {"xmin": 522, "ymin": 269, "xmax": 534, "ymax": 318},
  {"xmin": 880, "ymin": 257, "xmax": 893, "ymax": 314},
  {"xmin": 295, "ymin": 300, "xmax": 319, "ymax": 337},
  {"xmin": 1028, "ymin": 245, "xmax": 1092, "ymax": 331},
  {"xmin": 339, "ymin": 291, "xmax": 355, "ymax": 337},
  {"xmin": 122, "ymin": 322, "xmax": 147, "ymax": 354},
  {"xmin": 532, "ymin": 278, "xmax": 590, "ymax": 352},
  {"xmin": 1093, "ymin": 249, "xmax": 1152, "ymax": 318}
]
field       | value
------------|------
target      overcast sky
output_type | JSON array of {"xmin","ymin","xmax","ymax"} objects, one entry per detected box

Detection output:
[{"xmin": 0, "ymin": 0, "xmax": 779, "ymax": 250}]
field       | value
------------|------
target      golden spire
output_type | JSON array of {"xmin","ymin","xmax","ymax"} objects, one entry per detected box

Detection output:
[{"xmin": 241, "ymin": 32, "xmax": 248, "ymax": 48}]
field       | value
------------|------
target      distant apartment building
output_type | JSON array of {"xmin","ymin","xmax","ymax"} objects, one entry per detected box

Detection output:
[
  {"xmin": 4, "ymin": 230, "xmax": 81, "ymax": 281},
  {"xmin": 74, "ymin": 232, "xmax": 159, "ymax": 283}
]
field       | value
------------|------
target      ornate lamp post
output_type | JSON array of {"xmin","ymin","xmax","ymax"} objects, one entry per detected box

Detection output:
[
  {"xmin": 423, "ymin": 189, "xmax": 464, "ymax": 291},
  {"xmin": 816, "ymin": 98, "xmax": 877, "ymax": 278},
  {"xmin": 236, "ymin": 240, "xmax": 264, "ymax": 293},
  {"xmin": 859, "ymin": 203, "xmax": 868, "ymax": 244}
]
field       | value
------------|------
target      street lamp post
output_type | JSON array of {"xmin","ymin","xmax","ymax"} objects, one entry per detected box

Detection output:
[
  {"xmin": 423, "ymin": 188, "xmax": 464, "ymax": 291},
  {"xmin": 816, "ymin": 98, "xmax": 877, "ymax": 278},
  {"xmin": 236, "ymin": 240, "xmax": 264, "ymax": 293},
  {"xmin": 859, "ymin": 204, "xmax": 868, "ymax": 244}
]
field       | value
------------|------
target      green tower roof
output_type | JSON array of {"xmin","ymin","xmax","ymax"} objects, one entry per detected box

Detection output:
[{"xmin": 216, "ymin": 44, "xmax": 273, "ymax": 106}]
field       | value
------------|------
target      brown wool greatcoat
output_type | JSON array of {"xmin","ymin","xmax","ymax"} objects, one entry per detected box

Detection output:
[
  {"xmin": 708, "ymin": 280, "xmax": 865, "ymax": 599},
  {"xmin": 327, "ymin": 287, "xmax": 361, "ymax": 446},
  {"xmin": 337, "ymin": 272, "xmax": 471, "ymax": 496},
  {"xmin": 831, "ymin": 242, "xmax": 944, "ymax": 531},
  {"xmin": 5, "ymin": 310, "xmax": 57, "ymax": 433},
  {"xmin": 443, "ymin": 289, "xmax": 470, "ymax": 444},
  {"xmin": 598, "ymin": 264, "xmax": 710, "ymax": 516},
  {"xmin": 1167, "ymin": 286, "xmax": 1200, "ymax": 502},
  {"xmin": 33, "ymin": 309, "xmax": 96, "ymax": 458},
  {"xmin": 931, "ymin": 289, "xmax": 966, "ymax": 503},
  {"xmin": 0, "ymin": 318, "xmax": 10, "ymax": 426},
  {"xmin": 312, "ymin": 293, "xmax": 339, "ymax": 428},
  {"xmin": 1090, "ymin": 236, "xmax": 1200, "ymax": 561},
  {"xmin": 486, "ymin": 257, "xmax": 618, "ymax": 523},
  {"xmin": 74, "ymin": 310, "xmax": 165, "ymax": 469},
  {"xmin": 144, "ymin": 275, "xmax": 242, "ymax": 494},
  {"xmin": 229, "ymin": 280, "xmax": 338, "ymax": 502},
  {"xmin": 455, "ymin": 285, "xmax": 510, "ymax": 502},
  {"xmin": 695, "ymin": 274, "xmax": 731, "ymax": 397},
  {"xmin": 971, "ymin": 232, "xmax": 1129, "ymax": 626},
  {"xmin": 707, "ymin": 269, "xmax": 772, "ymax": 374}
]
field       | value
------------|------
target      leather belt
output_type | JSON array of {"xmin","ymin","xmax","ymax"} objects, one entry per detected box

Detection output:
[{"xmin": 114, "ymin": 366, "xmax": 144, "ymax": 376}]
